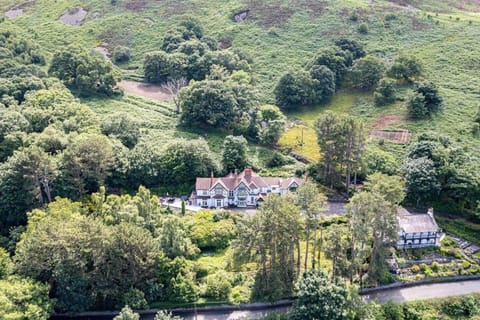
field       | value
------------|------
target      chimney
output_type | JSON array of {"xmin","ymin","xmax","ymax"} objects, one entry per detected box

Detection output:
[
  {"xmin": 234, "ymin": 169, "xmax": 238, "ymax": 176},
  {"xmin": 427, "ymin": 208, "xmax": 434, "ymax": 219},
  {"xmin": 245, "ymin": 167, "xmax": 252, "ymax": 178}
]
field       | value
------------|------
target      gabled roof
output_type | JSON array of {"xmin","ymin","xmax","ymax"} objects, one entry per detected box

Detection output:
[
  {"xmin": 195, "ymin": 168, "xmax": 305, "ymax": 192},
  {"xmin": 397, "ymin": 208, "xmax": 440, "ymax": 233}
]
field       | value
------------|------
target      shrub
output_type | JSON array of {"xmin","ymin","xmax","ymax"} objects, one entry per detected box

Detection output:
[
  {"xmin": 274, "ymin": 70, "xmax": 316, "ymax": 108},
  {"xmin": 419, "ymin": 263, "xmax": 428, "ymax": 272},
  {"xmin": 266, "ymin": 152, "xmax": 291, "ymax": 168},
  {"xmin": 203, "ymin": 271, "xmax": 232, "ymax": 300},
  {"xmin": 350, "ymin": 55, "xmax": 385, "ymax": 90},
  {"xmin": 462, "ymin": 260, "xmax": 471, "ymax": 269},
  {"xmin": 382, "ymin": 302, "xmax": 404, "ymax": 320},
  {"xmin": 113, "ymin": 46, "xmax": 131, "ymax": 63},
  {"xmin": 230, "ymin": 285, "xmax": 251, "ymax": 304},
  {"xmin": 410, "ymin": 265, "xmax": 420, "ymax": 273},
  {"xmin": 374, "ymin": 78, "xmax": 397, "ymax": 106},
  {"xmin": 122, "ymin": 288, "xmax": 148, "ymax": 310},
  {"xmin": 358, "ymin": 23, "xmax": 369, "ymax": 34}
]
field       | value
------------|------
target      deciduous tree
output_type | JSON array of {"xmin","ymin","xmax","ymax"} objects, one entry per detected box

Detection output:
[
  {"xmin": 222, "ymin": 135, "xmax": 249, "ymax": 173},
  {"xmin": 289, "ymin": 269, "xmax": 349, "ymax": 320}
]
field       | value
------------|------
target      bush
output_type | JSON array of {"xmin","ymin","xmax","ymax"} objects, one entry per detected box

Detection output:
[
  {"xmin": 374, "ymin": 78, "xmax": 397, "ymax": 106},
  {"xmin": 274, "ymin": 70, "xmax": 316, "ymax": 108},
  {"xmin": 410, "ymin": 265, "xmax": 420, "ymax": 273},
  {"xmin": 191, "ymin": 211, "xmax": 237, "ymax": 250},
  {"xmin": 203, "ymin": 271, "xmax": 232, "ymax": 300},
  {"xmin": 266, "ymin": 152, "xmax": 290, "ymax": 168},
  {"xmin": 230, "ymin": 285, "xmax": 251, "ymax": 304},
  {"xmin": 113, "ymin": 46, "xmax": 131, "ymax": 63},
  {"xmin": 358, "ymin": 23, "xmax": 369, "ymax": 34},
  {"xmin": 462, "ymin": 260, "xmax": 471, "ymax": 269},
  {"xmin": 350, "ymin": 55, "xmax": 385, "ymax": 90},
  {"xmin": 122, "ymin": 288, "xmax": 148, "ymax": 309}
]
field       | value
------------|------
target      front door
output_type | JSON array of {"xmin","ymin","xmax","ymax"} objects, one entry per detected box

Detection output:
[{"xmin": 216, "ymin": 199, "xmax": 222, "ymax": 207}]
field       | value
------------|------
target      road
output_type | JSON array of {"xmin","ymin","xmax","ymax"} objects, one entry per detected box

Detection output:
[
  {"xmin": 362, "ymin": 279, "xmax": 480, "ymax": 304},
  {"xmin": 52, "ymin": 280, "xmax": 480, "ymax": 320}
]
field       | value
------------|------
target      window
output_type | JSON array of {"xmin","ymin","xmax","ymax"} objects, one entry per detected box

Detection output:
[
  {"xmin": 228, "ymin": 190, "xmax": 234, "ymax": 197},
  {"xmin": 215, "ymin": 185, "xmax": 224, "ymax": 195},
  {"xmin": 238, "ymin": 186, "xmax": 247, "ymax": 199},
  {"xmin": 202, "ymin": 190, "xmax": 208, "ymax": 195}
]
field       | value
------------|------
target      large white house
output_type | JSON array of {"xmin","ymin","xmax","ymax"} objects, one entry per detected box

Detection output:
[
  {"xmin": 192, "ymin": 168, "xmax": 304, "ymax": 208},
  {"xmin": 396, "ymin": 208, "xmax": 443, "ymax": 249}
]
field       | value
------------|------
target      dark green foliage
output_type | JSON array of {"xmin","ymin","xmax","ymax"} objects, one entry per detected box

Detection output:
[
  {"xmin": 152, "ymin": 22, "xmax": 249, "ymax": 83},
  {"xmin": 58, "ymin": 133, "xmax": 115, "ymax": 199},
  {"xmin": 144, "ymin": 51, "xmax": 187, "ymax": 83},
  {"xmin": 234, "ymin": 194, "xmax": 301, "ymax": 301},
  {"xmin": 416, "ymin": 82, "xmax": 443, "ymax": 113},
  {"xmin": 274, "ymin": 70, "xmax": 315, "ymax": 108},
  {"xmin": 179, "ymin": 76, "xmax": 252, "ymax": 129},
  {"xmin": 260, "ymin": 119, "xmax": 286, "ymax": 145},
  {"xmin": 314, "ymin": 112, "xmax": 366, "ymax": 190},
  {"xmin": 382, "ymin": 302, "xmax": 404, "ymax": 320},
  {"xmin": 309, "ymin": 46, "xmax": 353, "ymax": 85},
  {"xmin": 191, "ymin": 211, "xmax": 237, "ymax": 250},
  {"xmin": 350, "ymin": 55, "xmax": 385, "ymax": 90},
  {"xmin": 0, "ymin": 76, "xmax": 47, "ymax": 103},
  {"xmin": 113, "ymin": 46, "xmax": 131, "ymax": 63},
  {"xmin": 289, "ymin": 269, "xmax": 349, "ymax": 320},
  {"xmin": 222, "ymin": 135, "xmax": 249, "ymax": 173},
  {"xmin": 407, "ymin": 82, "xmax": 442, "ymax": 119},
  {"xmin": 203, "ymin": 270, "xmax": 232, "ymax": 300},
  {"xmin": 309, "ymin": 65, "xmax": 336, "ymax": 101},
  {"xmin": 15, "ymin": 207, "xmax": 160, "ymax": 312},
  {"xmin": 378, "ymin": 294, "xmax": 480, "ymax": 319},
  {"xmin": 374, "ymin": 78, "xmax": 397, "ymax": 106},
  {"xmin": 402, "ymin": 157, "xmax": 441, "ymax": 206},
  {"xmin": 407, "ymin": 91, "xmax": 428, "ymax": 118},
  {"xmin": 266, "ymin": 151, "xmax": 292, "ymax": 168},
  {"xmin": 388, "ymin": 55, "xmax": 422, "ymax": 82},
  {"xmin": 49, "ymin": 46, "xmax": 119, "ymax": 96},
  {"xmin": 403, "ymin": 134, "xmax": 480, "ymax": 215},
  {"xmin": 365, "ymin": 146, "xmax": 398, "ymax": 175},
  {"xmin": 334, "ymin": 38, "xmax": 365, "ymax": 59},
  {"xmin": 180, "ymin": 80, "xmax": 237, "ymax": 127},
  {"xmin": 158, "ymin": 214, "xmax": 199, "ymax": 258},
  {"xmin": 358, "ymin": 23, "xmax": 369, "ymax": 34},
  {"xmin": 0, "ymin": 146, "xmax": 56, "ymax": 229},
  {"xmin": 101, "ymin": 112, "xmax": 141, "ymax": 149},
  {"xmin": 158, "ymin": 139, "xmax": 220, "ymax": 193}
]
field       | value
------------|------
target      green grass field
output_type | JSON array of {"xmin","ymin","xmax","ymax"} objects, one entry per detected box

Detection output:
[{"xmin": 2, "ymin": 0, "xmax": 480, "ymax": 167}]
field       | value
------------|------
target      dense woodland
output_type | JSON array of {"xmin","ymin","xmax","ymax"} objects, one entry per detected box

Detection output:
[{"xmin": 1, "ymin": 0, "xmax": 480, "ymax": 318}]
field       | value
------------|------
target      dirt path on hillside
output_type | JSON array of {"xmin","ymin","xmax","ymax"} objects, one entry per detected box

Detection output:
[{"xmin": 118, "ymin": 80, "xmax": 172, "ymax": 101}]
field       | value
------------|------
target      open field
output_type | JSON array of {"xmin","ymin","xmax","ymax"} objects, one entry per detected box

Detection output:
[{"xmin": 2, "ymin": 0, "xmax": 480, "ymax": 169}]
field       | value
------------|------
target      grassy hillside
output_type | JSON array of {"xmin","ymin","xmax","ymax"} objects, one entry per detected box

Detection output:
[{"xmin": 2, "ymin": 0, "xmax": 480, "ymax": 162}]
